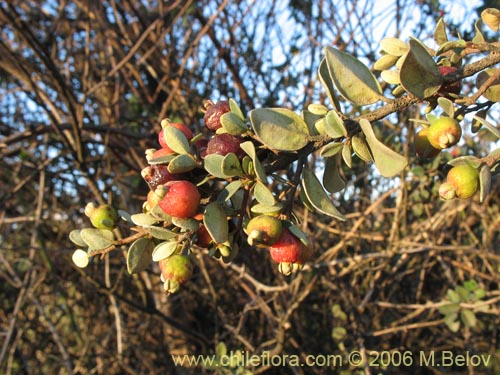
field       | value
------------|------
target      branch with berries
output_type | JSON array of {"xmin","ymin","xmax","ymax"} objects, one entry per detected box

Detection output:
[{"xmin": 69, "ymin": 10, "xmax": 500, "ymax": 294}]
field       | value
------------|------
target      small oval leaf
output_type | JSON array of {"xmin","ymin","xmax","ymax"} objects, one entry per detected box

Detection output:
[
  {"xmin": 163, "ymin": 125, "xmax": 191, "ymax": 154},
  {"xmin": 351, "ymin": 134, "xmax": 373, "ymax": 162},
  {"xmin": 358, "ymin": 119, "xmax": 408, "ymax": 177},
  {"xmin": 221, "ymin": 112, "xmax": 248, "ymax": 135},
  {"xmin": 204, "ymin": 154, "xmax": 227, "ymax": 179},
  {"xmin": 152, "ymin": 241, "xmax": 178, "ymax": 262},
  {"xmin": 323, "ymin": 153, "xmax": 346, "ymax": 194},
  {"xmin": 253, "ymin": 180, "xmax": 275, "ymax": 206},
  {"xmin": 400, "ymin": 38, "xmax": 442, "ymax": 99},
  {"xmin": 380, "ymin": 37, "xmax": 409, "ymax": 56},
  {"xmin": 222, "ymin": 153, "xmax": 243, "ymax": 177},
  {"xmin": 320, "ymin": 142, "xmax": 344, "ymax": 158},
  {"xmin": 69, "ymin": 230, "xmax": 87, "ymax": 247},
  {"xmin": 72, "ymin": 249, "xmax": 89, "ymax": 268},
  {"xmin": 143, "ymin": 226, "xmax": 177, "ymax": 240},
  {"xmin": 218, "ymin": 180, "xmax": 243, "ymax": 202},
  {"xmin": 127, "ymin": 238, "xmax": 154, "ymax": 274},
  {"xmin": 168, "ymin": 154, "xmax": 197, "ymax": 174},
  {"xmin": 302, "ymin": 167, "xmax": 345, "ymax": 221},
  {"xmin": 80, "ymin": 228, "xmax": 114, "ymax": 250},
  {"xmin": 204, "ymin": 202, "xmax": 229, "ymax": 244},
  {"xmin": 325, "ymin": 110, "xmax": 347, "ymax": 138},
  {"xmin": 229, "ymin": 98, "xmax": 245, "ymax": 121},
  {"xmin": 318, "ymin": 57, "xmax": 341, "ymax": 111},
  {"xmin": 250, "ymin": 108, "xmax": 310, "ymax": 151},
  {"xmin": 131, "ymin": 213, "xmax": 159, "ymax": 227},
  {"xmin": 479, "ymin": 165, "xmax": 492, "ymax": 203},
  {"xmin": 324, "ymin": 46, "xmax": 384, "ymax": 105}
]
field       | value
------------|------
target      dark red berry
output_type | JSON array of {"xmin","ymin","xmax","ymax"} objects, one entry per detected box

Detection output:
[
  {"xmin": 438, "ymin": 66, "xmax": 461, "ymax": 97},
  {"xmin": 206, "ymin": 133, "xmax": 244, "ymax": 158},
  {"xmin": 141, "ymin": 165, "xmax": 179, "ymax": 191},
  {"xmin": 203, "ymin": 100, "xmax": 230, "ymax": 132}
]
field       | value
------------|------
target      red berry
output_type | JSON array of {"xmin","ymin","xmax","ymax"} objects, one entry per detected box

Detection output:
[
  {"xmin": 158, "ymin": 180, "xmax": 201, "ymax": 218},
  {"xmin": 141, "ymin": 165, "xmax": 180, "ymax": 191},
  {"xmin": 206, "ymin": 133, "xmax": 244, "ymax": 158},
  {"xmin": 195, "ymin": 224, "xmax": 212, "ymax": 248},
  {"xmin": 203, "ymin": 100, "xmax": 230, "ymax": 132},
  {"xmin": 269, "ymin": 229, "xmax": 302, "ymax": 264}
]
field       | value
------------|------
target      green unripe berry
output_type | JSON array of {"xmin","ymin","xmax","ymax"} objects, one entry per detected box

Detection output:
[
  {"xmin": 246, "ymin": 215, "xmax": 283, "ymax": 248},
  {"xmin": 427, "ymin": 117, "xmax": 462, "ymax": 150},
  {"xmin": 85, "ymin": 203, "xmax": 119, "ymax": 230},
  {"xmin": 446, "ymin": 164, "xmax": 479, "ymax": 199}
]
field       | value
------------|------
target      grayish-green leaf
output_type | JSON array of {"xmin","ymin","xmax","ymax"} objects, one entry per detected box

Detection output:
[
  {"xmin": 373, "ymin": 54, "xmax": 399, "ymax": 71},
  {"xmin": 320, "ymin": 142, "xmax": 343, "ymax": 158},
  {"xmin": 437, "ymin": 97, "xmax": 455, "ymax": 118},
  {"xmin": 341, "ymin": 143, "xmax": 352, "ymax": 168},
  {"xmin": 479, "ymin": 165, "xmax": 492, "ymax": 203},
  {"xmin": 400, "ymin": 38, "xmax": 442, "ymax": 98},
  {"xmin": 222, "ymin": 153, "xmax": 243, "ymax": 177},
  {"xmin": 69, "ymin": 230, "xmax": 87, "ymax": 247},
  {"xmin": 131, "ymin": 213, "xmax": 158, "ymax": 226},
  {"xmin": 250, "ymin": 202, "xmax": 283, "ymax": 215},
  {"xmin": 434, "ymin": 18, "xmax": 448, "ymax": 45},
  {"xmin": 152, "ymin": 241, "xmax": 178, "ymax": 262},
  {"xmin": 221, "ymin": 112, "xmax": 248, "ymax": 135},
  {"xmin": 80, "ymin": 228, "xmax": 114, "ymax": 251},
  {"xmin": 163, "ymin": 125, "xmax": 190, "ymax": 154},
  {"xmin": 324, "ymin": 110, "xmax": 347, "ymax": 138},
  {"xmin": 302, "ymin": 167, "xmax": 345, "ymax": 221},
  {"xmin": 168, "ymin": 154, "xmax": 197, "ymax": 174},
  {"xmin": 380, "ymin": 37, "xmax": 408, "ymax": 56},
  {"xmin": 253, "ymin": 180, "xmax": 275, "ymax": 206},
  {"xmin": 204, "ymin": 154, "xmax": 227, "ymax": 179},
  {"xmin": 204, "ymin": 202, "xmax": 229, "ymax": 244},
  {"xmin": 323, "ymin": 154, "xmax": 346, "ymax": 193},
  {"xmin": 250, "ymin": 108, "xmax": 310, "ymax": 151},
  {"xmin": 460, "ymin": 309, "xmax": 477, "ymax": 328},
  {"xmin": 472, "ymin": 115, "xmax": 500, "ymax": 139},
  {"xmin": 324, "ymin": 46, "xmax": 384, "ymax": 105},
  {"xmin": 351, "ymin": 134, "xmax": 373, "ymax": 162},
  {"xmin": 318, "ymin": 57, "xmax": 341, "ymax": 111},
  {"xmin": 143, "ymin": 226, "xmax": 177, "ymax": 240},
  {"xmin": 229, "ymin": 98, "xmax": 245, "ymax": 121},
  {"xmin": 218, "ymin": 180, "xmax": 243, "ymax": 202},
  {"xmin": 359, "ymin": 119, "xmax": 407, "ymax": 177},
  {"xmin": 127, "ymin": 238, "xmax": 154, "ymax": 274}
]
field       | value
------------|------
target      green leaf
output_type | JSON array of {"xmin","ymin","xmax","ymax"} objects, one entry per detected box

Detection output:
[
  {"xmin": 171, "ymin": 217, "xmax": 199, "ymax": 231},
  {"xmin": 437, "ymin": 97, "xmax": 455, "ymax": 118},
  {"xmin": 324, "ymin": 110, "xmax": 347, "ymax": 138},
  {"xmin": 435, "ymin": 40, "xmax": 466, "ymax": 56},
  {"xmin": 204, "ymin": 202, "xmax": 229, "ymax": 244},
  {"xmin": 351, "ymin": 134, "xmax": 373, "ymax": 162},
  {"xmin": 253, "ymin": 180, "xmax": 275, "ymax": 205},
  {"xmin": 143, "ymin": 226, "xmax": 177, "ymax": 240},
  {"xmin": 240, "ymin": 141, "xmax": 267, "ymax": 181},
  {"xmin": 221, "ymin": 153, "xmax": 243, "ymax": 177},
  {"xmin": 220, "ymin": 112, "xmax": 248, "ymax": 135},
  {"xmin": 324, "ymin": 46, "xmax": 384, "ymax": 105},
  {"xmin": 80, "ymin": 228, "xmax": 114, "ymax": 251},
  {"xmin": 282, "ymin": 220, "xmax": 310, "ymax": 247},
  {"xmin": 323, "ymin": 154, "xmax": 346, "ymax": 193},
  {"xmin": 72, "ymin": 249, "xmax": 89, "ymax": 268},
  {"xmin": 163, "ymin": 125, "xmax": 190, "ymax": 154},
  {"xmin": 318, "ymin": 57, "xmax": 341, "ymax": 111},
  {"xmin": 341, "ymin": 143, "xmax": 352, "ymax": 168},
  {"xmin": 229, "ymin": 98, "xmax": 245, "ymax": 121},
  {"xmin": 250, "ymin": 108, "xmax": 310, "ymax": 151},
  {"xmin": 131, "ymin": 213, "xmax": 159, "ymax": 226},
  {"xmin": 400, "ymin": 38, "xmax": 442, "ymax": 98},
  {"xmin": 434, "ymin": 18, "xmax": 448, "ymax": 46},
  {"xmin": 126, "ymin": 238, "xmax": 154, "ymax": 274},
  {"xmin": 69, "ymin": 230, "xmax": 87, "ymax": 247},
  {"xmin": 152, "ymin": 241, "xmax": 178, "ymax": 262},
  {"xmin": 358, "ymin": 119, "xmax": 408, "ymax": 177},
  {"xmin": 472, "ymin": 116, "xmax": 500, "ymax": 139},
  {"xmin": 438, "ymin": 303, "xmax": 460, "ymax": 315},
  {"xmin": 218, "ymin": 180, "xmax": 243, "ymax": 202},
  {"xmin": 472, "ymin": 19, "xmax": 485, "ymax": 44},
  {"xmin": 380, "ymin": 37, "xmax": 409, "ymax": 56},
  {"xmin": 460, "ymin": 309, "xmax": 477, "ymax": 328},
  {"xmin": 302, "ymin": 167, "xmax": 345, "ymax": 221},
  {"xmin": 320, "ymin": 142, "xmax": 343, "ymax": 158},
  {"xmin": 204, "ymin": 154, "xmax": 227, "ymax": 179},
  {"xmin": 250, "ymin": 202, "xmax": 283, "ymax": 215},
  {"xmin": 479, "ymin": 165, "xmax": 492, "ymax": 203},
  {"xmin": 444, "ymin": 313, "xmax": 460, "ymax": 332},
  {"xmin": 373, "ymin": 54, "xmax": 399, "ymax": 71},
  {"xmin": 447, "ymin": 156, "xmax": 482, "ymax": 169},
  {"xmin": 447, "ymin": 289, "xmax": 461, "ymax": 304},
  {"xmin": 168, "ymin": 154, "xmax": 197, "ymax": 174}
]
